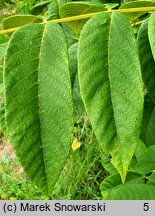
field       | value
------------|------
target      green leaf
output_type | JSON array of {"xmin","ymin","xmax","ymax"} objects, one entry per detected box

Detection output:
[
  {"xmin": 69, "ymin": 43, "xmax": 84, "ymax": 122},
  {"xmin": 4, "ymin": 23, "xmax": 74, "ymax": 194},
  {"xmin": 0, "ymin": 66, "xmax": 6, "ymax": 135},
  {"xmin": 138, "ymin": 14, "xmax": 155, "ymax": 147},
  {"xmin": 0, "ymin": 83, "xmax": 3, "ymax": 94},
  {"xmin": 120, "ymin": 1, "xmax": 155, "ymax": 22},
  {"xmin": 140, "ymin": 94, "xmax": 154, "ymax": 145},
  {"xmin": 0, "ymin": 98, "xmax": 6, "ymax": 135},
  {"xmin": 78, "ymin": 12, "xmax": 144, "ymax": 182},
  {"xmin": 0, "ymin": 65, "xmax": 3, "ymax": 84},
  {"xmin": 57, "ymin": 0, "xmax": 67, "ymax": 8},
  {"xmin": 145, "ymin": 108, "xmax": 155, "ymax": 146},
  {"xmin": 69, "ymin": 43, "xmax": 78, "ymax": 85},
  {"xmin": 100, "ymin": 171, "xmax": 144, "ymax": 199},
  {"xmin": 31, "ymin": 0, "xmax": 52, "ymax": 15},
  {"xmin": 0, "ymin": 102, "xmax": 5, "ymax": 134},
  {"xmin": 72, "ymin": 73, "xmax": 84, "ymax": 122},
  {"xmin": 61, "ymin": 24, "xmax": 78, "ymax": 48},
  {"xmin": 137, "ymin": 19, "xmax": 155, "ymax": 103},
  {"xmin": 133, "ymin": 145, "xmax": 155, "ymax": 174},
  {"xmin": 147, "ymin": 172, "xmax": 155, "ymax": 185},
  {"xmin": 2, "ymin": 15, "xmax": 42, "ymax": 31},
  {"xmin": 59, "ymin": 1, "xmax": 107, "ymax": 34},
  {"xmin": 0, "ymin": 43, "xmax": 8, "ymax": 60},
  {"xmin": 106, "ymin": 184, "xmax": 155, "ymax": 200},
  {"xmin": 134, "ymin": 139, "xmax": 147, "ymax": 162},
  {"xmin": 149, "ymin": 12, "xmax": 155, "ymax": 63},
  {"xmin": 0, "ymin": 35, "xmax": 9, "ymax": 44},
  {"xmin": 104, "ymin": 3, "xmax": 119, "ymax": 9},
  {"xmin": 100, "ymin": 152, "xmax": 117, "ymax": 175},
  {"xmin": 45, "ymin": 1, "xmax": 59, "ymax": 20}
]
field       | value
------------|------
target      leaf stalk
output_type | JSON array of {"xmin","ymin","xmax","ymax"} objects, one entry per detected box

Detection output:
[{"xmin": 0, "ymin": 7, "xmax": 155, "ymax": 35}]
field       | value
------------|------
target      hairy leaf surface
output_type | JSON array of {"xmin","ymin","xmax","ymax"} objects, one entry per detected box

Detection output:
[
  {"xmin": 78, "ymin": 12, "xmax": 143, "ymax": 182},
  {"xmin": 4, "ymin": 23, "xmax": 74, "ymax": 194}
]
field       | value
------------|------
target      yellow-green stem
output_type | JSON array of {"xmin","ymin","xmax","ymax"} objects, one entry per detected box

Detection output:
[
  {"xmin": 132, "ymin": 20, "xmax": 144, "ymax": 27},
  {"xmin": 0, "ymin": 7, "xmax": 155, "ymax": 35}
]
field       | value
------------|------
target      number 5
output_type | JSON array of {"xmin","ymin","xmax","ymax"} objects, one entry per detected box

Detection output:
[{"xmin": 143, "ymin": 203, "xmax": 149, "ymax": 211}]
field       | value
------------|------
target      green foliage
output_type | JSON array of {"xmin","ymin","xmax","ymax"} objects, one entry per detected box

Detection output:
[
  {"xmin": 105, "ymin": 184, "xmax": 155, "ymax": 200},
  {"xmin": 1, "ymin": 0, "xmax": 155, "ymax": 199},
  {"xmin": 52, "ymin": 121, "xmax": 105, "ymax": 199},
  {"xmin": 119, "ymin": 1, "xmax": 155, "ymax": 22},
  {"xmin": 148, "ymin": 12, "xmax": 155, "ymax": 61},
  {"xmin": 133, "ymin": 145, "xmax": 155, "ymax": 174},
  {"xmin": 59, "ymin": 1, "xmax": 108, "ymax": 34},
  {"xmin": 4, "ymin": 23, "xmax": 74, "ymax": 195},
  {"xmin": 140, "ymin": 94, "xmax": 154, "ymax": 146},
  {"xmin": 78, "ymin": 12, "xmax": 143, "ymax": 182},
  {"xmin": 45, "ymin": 1, "xmax": 59, "ymax": 20},
  {"xmin": 138, "ymin": 19, "xmax": 155, "ymax": 103},
  {"xmin": 59, "ymin": 1, "xmax": 118, "ymax": 35},
  {"xmin": 0, "ymin": 118, "xmax": 105, "ymax": 200},
  {"xmin": 100, "ymin": 171, "xmax": 144, "ymax": 199},
  {"xmin": 2, "ymin": 15, "xmax": 42, "ymax": 31},
  {"xmin": 31, "ymin": 0, "xmax": 53, "ymax": 15},
  {"xmin": 0, "ymin": 43, "xmax": 7, "ymax": 59},
  {"xmin": 0, "ymin": 154, "xmax": 48, "ymax": 200},
  {"xmin": 0, "ymin": 0, "xmax": 39, "ymax": 14},
  {"xmin": 145, "ymin": 108, "xmax": 155, "ymax": 146},
  {"xmin": 69, "ymin": 43, "xmax": 84, "ymax": 121}
]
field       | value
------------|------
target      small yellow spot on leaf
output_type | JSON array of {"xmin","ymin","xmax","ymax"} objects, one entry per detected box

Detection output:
[{"xmin": 72, "ymin": 139, "xmax": 81, "ymax": 151}]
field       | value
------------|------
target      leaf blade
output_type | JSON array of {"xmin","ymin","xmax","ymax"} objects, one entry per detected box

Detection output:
[
  {"xmin": 4, "ymin": 23, "xmax": 74, "ymax": 194},
  {"xmin": 138, "ymin": 18, "xmax": 155, "ymax": 103},
  {"xmin": 134, "ymin": 145, "xmax": 155, "ymax": 174},
  {"xmin": 69, "ymin": 43, "xmax": 84, "ymax": 122},
  {"xmin": 100, "ymin": 171, "xmax": 144, "ymax": 199},
  {"xmin": 106, "ymin": 184, "xmax": 155, "ymax": 200},
  {"xmin": 78, "ymin": 12, "xmax": 143, "ymax": 182},
  {"xmin": 2, "ymin": 15, "xmax": 42, "ymax": 31}
]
